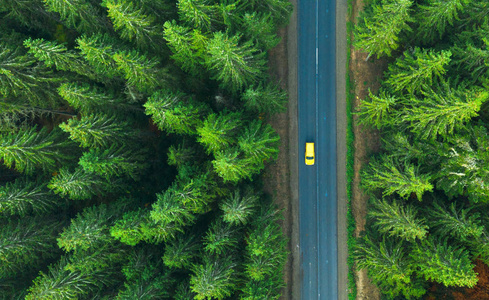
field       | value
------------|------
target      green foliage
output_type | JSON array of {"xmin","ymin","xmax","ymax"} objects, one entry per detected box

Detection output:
[
  {"xmin": 205, "ymin": 32, "xmax": 267, "ymax": 93},
  {"xmin": 238, "ymin": 120, "xmax": 280, "ymax": 168},
  {"xmin": 354, "ymin": 0, "xmax": 414, "ymax": 59},
  {"xmin": 59, "ymin": 114, "xmax": 135, "ymax": 148},
  {"xmin": 163, "ymin": 233, "xmax": 200, "ymax": 269},
  {"xmin": 76, "ymin": 33, "xmax": 123, "ymax": 79},
  {"xmin": 356, "ymin": 89, "xmax": 397, "ymax": 129},
  {"xmin": 145, "ymin": 89, "xmax": 207, "ymax": 135},
  {"xmin": 177, "ymin": 0, "xmax": 221, "ymax": 31},
  {"xmin": 411, "ymin": 237, "xmax": 478, "ymax": 287},
  {"xmin": 361, "ymin": 155, "xmax": 433, "ymax": 200},
  {"xmin": 203, "ymin": 220, "xmax": 239, "ymax": 255},
  {"xmin": 368, "ymin": 197, "xmax": 428, "ymax": 241},
  {"xmin": 48, "ymin": 167, "xmax": 118, "ymax": 200},
  {"xmin": 220, "ymin": 188, "xmax": 258, "ymax": 225},
  {"xmin": 355, "ymin": 234, "xmax": 426, "ymax": 299},
  {"xmin": 241, "ymin": 82, "xmax": 288, "ymax": 114},
  {"xmin": 0, "ymin": 217, "xmax": 63, "ymax": 280},
  {"xmin": 0, "ymin": 178, "xmax": 62, "ymax": 216},
  {"xmin": 78, "ymin": 145, "xmax": 148, "ymax": 180},
  {"xmin": 190, "ymin": 255, "xmax": 238, "ymax": 300},
  {"xmin": 428, "ymin": 201, "xmax": 484, "ymax": 242},
  {"xmin": 385, "ymin": 47, "xmax": 451, "ymax": 94},
  {"xmin": 150, "ymin": 186, "xmax": 196, "ymax": 226},
  {"xmin": 212, "ymin": 148, "xmax": 252, "ymax": 183},
  {"xmin": 0, "ymin": 127, "xmax": 73, "ymax": 175},
  {"xmin": 241, "ymin": 12, "xmax": 281, "ymax": 51},
  {"xmin": 197, "ymin": 111, "xmax": 242, "ymax": 154}
]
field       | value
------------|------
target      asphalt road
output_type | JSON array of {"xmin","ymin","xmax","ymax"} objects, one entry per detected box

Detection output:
[{"xmin": 297, "ymin": 0, "xmax": 338, "ymax": 298}]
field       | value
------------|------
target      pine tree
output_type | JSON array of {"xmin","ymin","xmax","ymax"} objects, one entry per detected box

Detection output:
[
  {"xmin": 59, "ymin": 114, "xmax": 136, "ymax": 148},
  {"xmin": 57, "ymin": 200, "xmax": 133, "ymax": 252},
  {"xmin": 163, "ymin": 21, "xmax": 208, "ymax": 75},
  {"xmin": 149, "ymin": 186, "xmax": 196, "ymax": 226},
  {"xmin": 212, "ymin": 148, "xmax": 252, "ymax": 183},
  {"xmin": 48, "ymin": 167, "xmax": 118, "ymax": 200},
  {"xmin": 436, "ymin": 126, "xmax": 489, "ymax": 203},
  {"xmin": 356, "ymin": 89, "xmax": 397, "ymax": 129},
  {"xmin": 78, "ymin": 145, "xmax": 148, "ymax": 180},
  {"xmin": 167, "ymin": 140, "xmax": 198, "ymax": 167},
  {"xmin": 197, "ymin": 111, "xmax": 243, "ymax": 154},
  {"xmin": 203, "ymin": 220, "xmax": 239, "ymax": 255},
  {"xmin": 42, "ymin": 0, "xmax": 108, "ymax": 34},
  {"xmin": 241, "ymin": 82, "xmax": 288, "ymax": 114},
  {"xmin": 411, "ymin": 237, "xmax": 478, "ymax": 287},
  {"xmin": 368, "ymin": 197, "xmax": 428, "ymax": 241},
  {"xmin": 24, "ymin": 38, "xmax": 96, "ymax": 79},
  {"xmin": 361, "ymin": 154, "xmax": 433, "ymax": 200},
  {"xmin": 401, "ymin": 82, "xmax": 488, "ymax": 140},
  {"xmin": 428, "ymin": 201, "xmax": 484, "ymax": 242},
  {"xmin": 220, "ymin": 188, "xmax": 259, "ymax": 225},
  {"xmin": 238, "ymin": 120, "xmax": 280, "ymax": 169},
  {"xmin": 355, "ymin": 234, "xmax": 426, "ymax": 299},
  {"xmin": 415, "ymin": 0, "xmax": 469, "ymax": 43},
  {"xmin": 239, "ymin": 0, "xmax": 293, "ymax": 27},
  {"xmin": 241, "ymin": 12, "xmax": 281, "ymax": 51},
  {"xmin": 190, "ymin": 255, "xmax": 238, "ymax": 300},
  {"xmin": 354, "ymin": 0, "xmax": 414, "ymax": 59},
  {"xmin": 102, "ymin": 0, "xmax": 161, "ymax": 50},
  {"xmin": 163, "ymin": 233, "xmax": 201, "ymax": 269},
  {"xmin": 113, "ymin": 49, "xmax": 166, "ymax": 93},
  {"xmin": 0, "ymin": 127, "xmax": 73, "ymax": 175},
  {"xmin": 0, "ymin": 0, "xmax": 55, "ymax": 30},
  {"xmin": 144, "ymin": 89, "xmax": 207, "ymax": 135},
  {"xmin": 0, "ymin": 217, "xmax": 63, "ymax": 280},
  {"xmin": 177, "ymin": 0, "xmax": 220, "ymax": 31},
  {"xmin": 205, "ymin": 32, "xmax": 267, "ymax": 93},
  {"xmin": 0, "ymin": 178, "xmax": 62, "ymax": 216}
]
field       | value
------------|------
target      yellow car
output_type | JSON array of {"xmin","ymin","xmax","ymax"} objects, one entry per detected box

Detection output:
[{"xmin": 305, "ymin": 142, "xmax": 315, "ymax": 165}]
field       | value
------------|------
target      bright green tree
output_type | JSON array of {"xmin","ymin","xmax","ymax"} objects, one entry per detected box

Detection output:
[
  {"xmin": 241, "ymin": 12, "xmax": 281, "ymax": 51},
  {"xmin": 177, "ymin": 0, "xmax": 220, "ymax": 31},
  {"xmin": 401, "ymin": 83, "xmax": 488, "ymax": 140},
  {"xmin": 356, "ymin": 89, "xmax": 397, "ymax": 129},
  {"xmin": 354, "ymin": 0, "xmax": 414, "ymax": 59},
  {"xmin": 415, "ymin": 0, "xmax": 470, "ymax": 43},
  {"xmin": 144, "ymin": 89, "xmax": 208, "ymax": 135},
  {"xmin": 411, "ymin": 237, "xmax": 478, "ymax": 287},
  {"xmin": 0, "ymin": 178, "xmax": 62, "ymax": 216},
  {"xmin": 163, "ymin": 21, "xmax": 208, "ymax": 75},
  {"xmin": 212, "ymin": 148, "xmax": 252, "ymax": 183},
  {"xmin": 76, "ymin": 33, "xmax": 123, "ymax": 79},
  {"xmin": 59, "ymin": 114, "xmax": 136, "ymax": 148},
  {"xmin": 385, "ymin": 47, "xmax": 451, "ymax": 94},
  {"xmin": 220, "ymin": 188, "xmax": 259, "ymax": 225},
  {"xmin": 103, "ymin": 0, "xmax": 161, "ymax": 49},
  {"xmin": 241, "ymin": 82, "xmax": 288, "ymax": 114},
  {"xmin": 150, "ymin": 186, "xmax": 196, "ymax": 226},
  {"xmin": 48, "ymin": 167, "xmax": 118, "ymax": 200},
  {"xmin": 78, "ymin": 145, "xmax": 148, "ymax": 180},
  {"xmin": 0, "ymin": 127, "xmax": 73, "ymax": 174},
  {"xmin": 368, "ymin": 197, "xmax": 428, "ymax": 241},
  {"xmin": 205, "ymin": 32, "xmax": 267, "ymax": 93},
  {"xmin": 190, "ymin": 255, "xmax": 238, "ymax": 300},
  {"xmin": 362, "ymin": 154, "xmax": 433, "ymax": 200},
  {"xmin": 197, "ymin": 111, "xmax": 243, "ymax": 154},
  {"xmin": 238, "ymin": 120, "xmax": 280, "ymax": 169}
]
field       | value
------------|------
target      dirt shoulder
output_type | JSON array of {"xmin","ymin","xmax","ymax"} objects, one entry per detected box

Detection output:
[{"xmin": 349, "ymin": 0, "xmax": 386, "ymax": 299}]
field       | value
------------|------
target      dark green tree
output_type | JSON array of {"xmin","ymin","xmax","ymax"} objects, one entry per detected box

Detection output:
[
  {"xmin": 203, "ymin": 219, "xmax": 239, "ymax": 255},
  {"xmin": 241, "ymin": 82, "xmax": 288, "ymax": 114},
  {"xmin": 163, "ymin": 232, "xmax": 201, "ymax": 269},
  {"xmin": 238, "ymin": 120, "xmax": 280, "ymax": 169},
  {"xmin": 0, "ymin": 178, "xmax": 62, "ymax": 216},
  {"xmin": 241, "ymin": 12, "xmax": 281, "ymax": 51}
]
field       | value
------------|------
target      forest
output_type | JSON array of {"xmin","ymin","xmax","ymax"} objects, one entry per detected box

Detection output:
[
  {"xmin": 0, "ymin": 0, "xmax": 292, "ymax": 299},
  {"xmin": 354, "ymin": 0, "xmax": 489, "ymax": 299}
]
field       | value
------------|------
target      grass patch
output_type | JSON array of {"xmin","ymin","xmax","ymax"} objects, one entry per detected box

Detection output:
[{"xmin": 346, "ymin": 0, "xmax": 357, "ymax": 299}]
